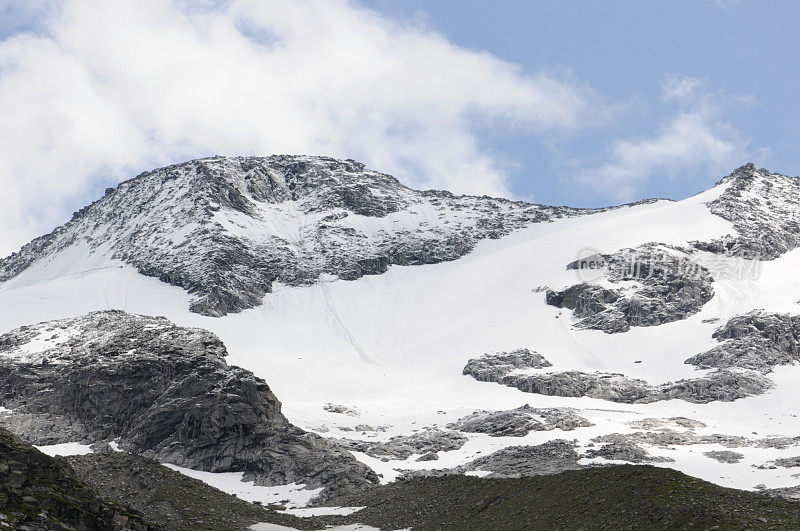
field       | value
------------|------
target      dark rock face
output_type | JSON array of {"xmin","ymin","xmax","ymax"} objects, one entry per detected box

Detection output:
[
  {"xmin": 461, "ymin": 348, "xmax": 552, "ymax": 382},
  {"xmin": 461, "ymin": 349, "xmax": 771, "ymax": 404},
  {"xmin": 447, "ymin": 405, "xmax": 592, "ymax": 437},
  {"xmin": 686, "ymin": 312, "xmax": 800, "ymax": 372},
  {"xmin": 465, "ymin": 440, "xmax": 583, "ymax": 477},
  {"xmin": 0, "ymin": 156, "xmax": 592, "ymax": 316},
  {"xmin": 546, "ymin": 244, "xmax": 714, "ymax": 333},
  {"xmin": 0, "ymin": 428, "xmax": 155, "ymax": 530},
  {"xmin": 694, "ymin": 163, "xmax": 800, "ymax": 260},
  {"xmin": 0, "ymin": 311, "xmax": 377, "ymax": 500},
  {"xmin": 335, "ymin": 429, "xmax": 468, "ymax": 460}
]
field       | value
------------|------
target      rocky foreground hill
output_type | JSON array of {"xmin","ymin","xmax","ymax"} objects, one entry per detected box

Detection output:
[{"xmin": 0, "ymin": 311, "xmax": 377, "ymax": 501}]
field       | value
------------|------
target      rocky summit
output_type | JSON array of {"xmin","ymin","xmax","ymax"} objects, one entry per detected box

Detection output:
[{"xmin": 0, "ymin": 155, "xmax": 590, "ymax": 316}]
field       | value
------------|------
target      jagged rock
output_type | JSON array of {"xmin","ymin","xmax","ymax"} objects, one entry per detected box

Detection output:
[
  {"xmin": 0, "ymin": 311, "xmax": 378, "ymax": 500},
  {"xmin": 447, "ymin": 405, "xmax": 591, "ymax": 437},
  {"xmin": 416, "ymin": 452, "xmax": 439, "ymax": 462},
  {"xmin": 0, "ymin": 427, "xmax": 155, "ymax": 530},
  {"xmin": 546, "ymin": 243, "xmax": 714, "ymax": 333},
  {"xmin": 693, "ymin": 164, "xmax": 800, "ymax": 260},
  {"xmin": 583, "ymin": 435, "xmax": 674, "ymax": 464},
  {"xmin": 336, "ymin": 429, "xmax": 467, "ymax": 460},
  {"xmin": 461, "ymin": 348, "xmax": 552, "ymax": 382},
  {"xmin": 0, "ymin": 156, "xmax": 594, "ymax": 316},
  {"xmin": 703, "ymin": 450, "xmax": 744, "ymax": 464},
  {"xmin": 686, "ymin": 312, "xmax": 800, "ymax": 372},
  {"xmin": 464, "ymin": 440, "xmax": 583, "ymax": 477}
]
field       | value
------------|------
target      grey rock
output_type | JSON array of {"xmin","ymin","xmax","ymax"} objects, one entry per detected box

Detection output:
[
  {"xmin": 773, "ymin": 456, "xmax": 800, "ymax": 468},
  {"xmin": 336, "ymin": 428, "xmax": 467, "ymax": 460},
  {"xmin": 447, "ymin": 405, "xmax": 592, "ymax": 437},
  {"xmin": 686, "ymin": 311, "xmax": 800, "ymax": 372},
  {"xmin": 323, "ymin": 403, "xmax": 360, "ymax": 416},
  {"xmin": 546, "ymin": 243, "xmax": 714, "ymax": 334},
  {"xmin": 593, "ymin": 430, "xmax": 800, "ymax": 451},
  {"xmin": 583, "ymin": 435, "xmax": 673, "ymax": 463},
  {"xmin": 415, "ymin": 452, "xmax": 439, "ymax": 462},
  {"xmin": 464, "ymin": 440, "xmax": 583, "ymax": 477},
  {"xmin": 0, "ymin": 311, "xmax": 378, "ymax": 501},
  {"xmin": 463, "ymin": 353, "xmax": 772, "ymax": 403},
  {"xmin": 703, "ymin": 450, "xmax": 744, "ymax": 464},
  {"xmin": 628, "ymin": 417, "xmax": 707, "ymax": 430},
  {"xmin": 764, "ymin": 485, "xmax": 800, "ymax": 501},
  {"xmin": 461, "ymin": 348, "xmax": 552, "ymax": 382},
  {"xmin": 693, "ymin": 163, "xmax": 800, "ymax": 260}
]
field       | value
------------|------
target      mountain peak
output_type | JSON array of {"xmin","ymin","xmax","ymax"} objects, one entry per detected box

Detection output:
[{"xmin": 0, "ymin": 156, "xmax": 584, "ymax": 316}]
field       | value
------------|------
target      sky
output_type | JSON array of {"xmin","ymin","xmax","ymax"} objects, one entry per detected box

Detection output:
[{"xmin": 0, "ymin": 0, "xmax": 797, "ymax": 257}]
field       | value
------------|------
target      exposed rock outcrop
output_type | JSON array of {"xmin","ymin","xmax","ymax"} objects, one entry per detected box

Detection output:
[
  {"xmin": 703, "ymin": 450, "xmax": 744, "ymax": 464},
  {"xmin": 686, "ymin": 312, "xmax": 800, "ymax": 372},
  {"xmin": 0, "ymin": 311, "xmax": 378, "ymax": 500},
  {"xmin": 461, "ymin": 348, "xmax": 552, "ymax": 382},
  {"xmin": 461, "ymin": 350, "xmax": 771, "ymax": 404},
  {"xmin": 447, "ymin": 405, "xmax": 592, "ymax": 437},
  {"xmin": 546, "ymin": 244, "xmax": 714, "ymax": 333},
  {"xmin": 335, "ymin": 429, "xmax": 468, "ymax": 460},
  {"xmin": 464, "ymin": 440, "xmax": 583, "ymax": 477},
  {"xmin": 584, "ymin": 434, "xmax": 673, "ymax": 463}
]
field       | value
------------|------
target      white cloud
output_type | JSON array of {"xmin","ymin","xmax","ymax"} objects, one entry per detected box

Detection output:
[
  {"xmin": 0, "ymin": 0, "xmax": 597, "ymax": 256},
  {"xmin": 572, "ymin": 76, "xmax": 750, "ymax": 201}
]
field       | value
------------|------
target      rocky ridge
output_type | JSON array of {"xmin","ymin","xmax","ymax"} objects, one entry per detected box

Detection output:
[
  {"xmin": 546, "ymin": 164, "xmax": 800, "ymax": 334},
  {"xmin": 695, "ymin": 163, "xmax": 800, "ymax": 259},
  {"xmin": 0, "ymin": 156, "xmax": 593, "ymax": 316},
  {"xmin": 0, "ymin": 311, "xmax": 377, "ymax": 500}
]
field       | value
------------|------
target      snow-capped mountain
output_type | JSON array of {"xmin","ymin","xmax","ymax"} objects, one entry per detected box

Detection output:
[
  {"xmin": 2, "ymin": 157, "xmax": 800, "ymax": 508},
  {"xmin": 0, "ymin": 156, "xmax": 591, "ymax": 316}
]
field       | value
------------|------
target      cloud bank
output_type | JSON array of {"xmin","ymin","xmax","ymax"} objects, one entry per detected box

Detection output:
[
  {"xmin": 573, "ymin": 75, "xmax": 750, "ymax": 201},
  {"xmin": 0, "ymin": 0, "xmax": 597, "ymax": 256}
]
